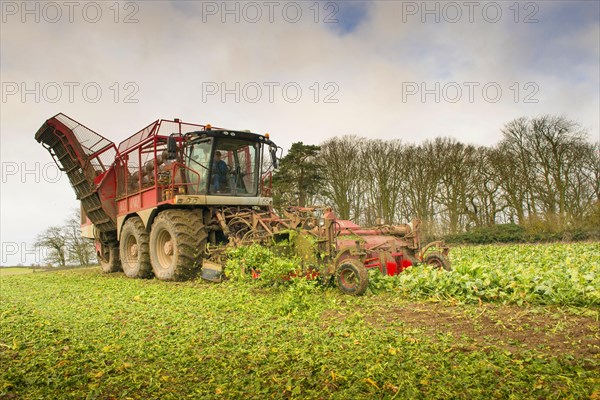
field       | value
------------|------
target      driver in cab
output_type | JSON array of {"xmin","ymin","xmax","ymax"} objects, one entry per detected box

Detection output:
[{"xmin": 212, "ymin": 151, "xmax": 228, "ymax": 192}]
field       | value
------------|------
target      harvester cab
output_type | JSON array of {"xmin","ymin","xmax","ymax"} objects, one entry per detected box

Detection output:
[
  {"xmin": 168, "ymin": 126, "xmax": 279, "ymax": 198},
  {"xmin": 36, "ymin": 113, "xmax": 449, "ymax": 296}
]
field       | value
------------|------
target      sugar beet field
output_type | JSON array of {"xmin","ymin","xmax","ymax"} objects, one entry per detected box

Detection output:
[{"xmin": 1, "ymin": 243, "xmax": 599, "ymax": 399}]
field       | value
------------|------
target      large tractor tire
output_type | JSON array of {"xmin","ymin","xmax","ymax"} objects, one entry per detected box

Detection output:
[
  {"xmin": 424, "ymin": 252, "xmax": 452, "ymax": 271},
  {"xmin": 335, "ymin": 259, "xmax": 369, "ymax": 296},
  {"xmin": 99, "ymin": 245, "xmax": 120, "ymax": 273},
  {"xmin": 119, "ymin": 217, "xmax": 153, "ymax": 278},
  {"xmin": 149, "ymin": 210, "xmax": 207, "ymax": 281}
]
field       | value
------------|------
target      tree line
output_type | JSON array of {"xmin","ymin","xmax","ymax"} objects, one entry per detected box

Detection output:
[{"xmin": 273, "ymin": 115, "xmax": 600, "ymax": 238}]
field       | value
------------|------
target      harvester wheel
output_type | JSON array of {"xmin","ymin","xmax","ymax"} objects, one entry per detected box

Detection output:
[
  {"xmin": 120, "ymin": 217, "xmax": 153, "ymax": 278},
  {"xmin": 149, "ymin": 210, "xmax": 207, "ymax": 281},
  {"xmin": 99, "ymin": 245, "xmax": 120, "ymax": 273},
  {"xmin": 424, "ymin": 252, "xmax": 452, "ymax": 271},
  {"xmin": 335, "ymin": 259, "xmax": 369, "ymax": 296}
]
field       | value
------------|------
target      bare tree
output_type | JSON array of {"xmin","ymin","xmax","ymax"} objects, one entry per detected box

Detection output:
[
  {"xmin": 65, "ymin": 208, "xmax": 96, "ymax": 266},
  {"xmin": 466, "ymin": 146, "xmax": 505, "ymax": 227},
  {"xmin": 586, "ymin": 143, "xmax": 600, "ymax": 203},
  {"xmin": 361, "ymin": 139, "xmax": 406, "ymax": 225},
  {"xmin": 320, "ymin": 136, "xmax": 364, "ymax": 220},
  {"xmin": 36, "ymin": 226, "xmax": 68, "ymax": 267},
  {"xmin": 499, "ymin": 115, "xmax": 595, "ymax": 227},
  {"xmin": 497, "ymin": 117, "xmax": 538, "ymax": 221},
  {"xmin": 427, "ymin": 138, "xmax": 479, "ymax": 234},
  {"xmin": 402, "ymin": 143, "xmax": 440, "ymax": 231}
]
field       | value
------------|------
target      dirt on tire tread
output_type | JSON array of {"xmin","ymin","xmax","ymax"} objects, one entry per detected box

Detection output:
[
  {"xmin": 120, "ymin": 217, "xmax": 153, "ymax": 278},
  {"xmin": 150, "ymin": 209, "xmax": 207, "ymax": 281}
]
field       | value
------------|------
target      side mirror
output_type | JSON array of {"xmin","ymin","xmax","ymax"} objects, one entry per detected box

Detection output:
[
  {"xmin": 270, "ymin": 146, "xmax": 278, "ymax": 169},
  {"xmin": 167, "ymin": 134, "xmax": 177, "ymax": 160}
]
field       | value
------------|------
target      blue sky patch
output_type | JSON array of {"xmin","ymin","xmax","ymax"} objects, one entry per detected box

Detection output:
[{"xmin": 324, "ymin": 1, "xmax": 371, "ymax": 35}]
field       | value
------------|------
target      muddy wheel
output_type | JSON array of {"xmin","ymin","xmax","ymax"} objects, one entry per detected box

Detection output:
[
  {"xmin": 335, "ymin": 259, "xmax": 368, "ymax": 296},
  {"xmin": 150, "ymin": 210, "xmax": 207, "ymax": 281},
  {"xmin": 119, "ymin": 217, "xmax": 153, "ymax": 278},
  {"xmin": 424, "ymin": 252, "xmax": 452, "ymax": 271},
  {"xmin": 99, "ymin": 244, "xmax": 120, "ymax": 273}
]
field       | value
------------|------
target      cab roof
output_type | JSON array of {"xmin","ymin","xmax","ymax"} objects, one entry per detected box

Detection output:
[{"xmin": 118, "ymin": 118, "xmax": 273, "ymax": 153}]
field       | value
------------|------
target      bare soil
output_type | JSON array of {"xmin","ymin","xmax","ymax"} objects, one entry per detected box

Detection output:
[{"xmin": 323, "ymin": 301, "xmax": 600, "ymax": 362}]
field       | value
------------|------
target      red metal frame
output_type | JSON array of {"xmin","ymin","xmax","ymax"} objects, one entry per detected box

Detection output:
[{"xmin": 114, "ymin": 119, "xmax": 205, "ymax": 215}]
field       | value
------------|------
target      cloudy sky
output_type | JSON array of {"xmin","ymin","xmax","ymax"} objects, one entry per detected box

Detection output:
[{"xmin": 1, "ymin": 0, "xmax": 599, "ymax": 265}]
